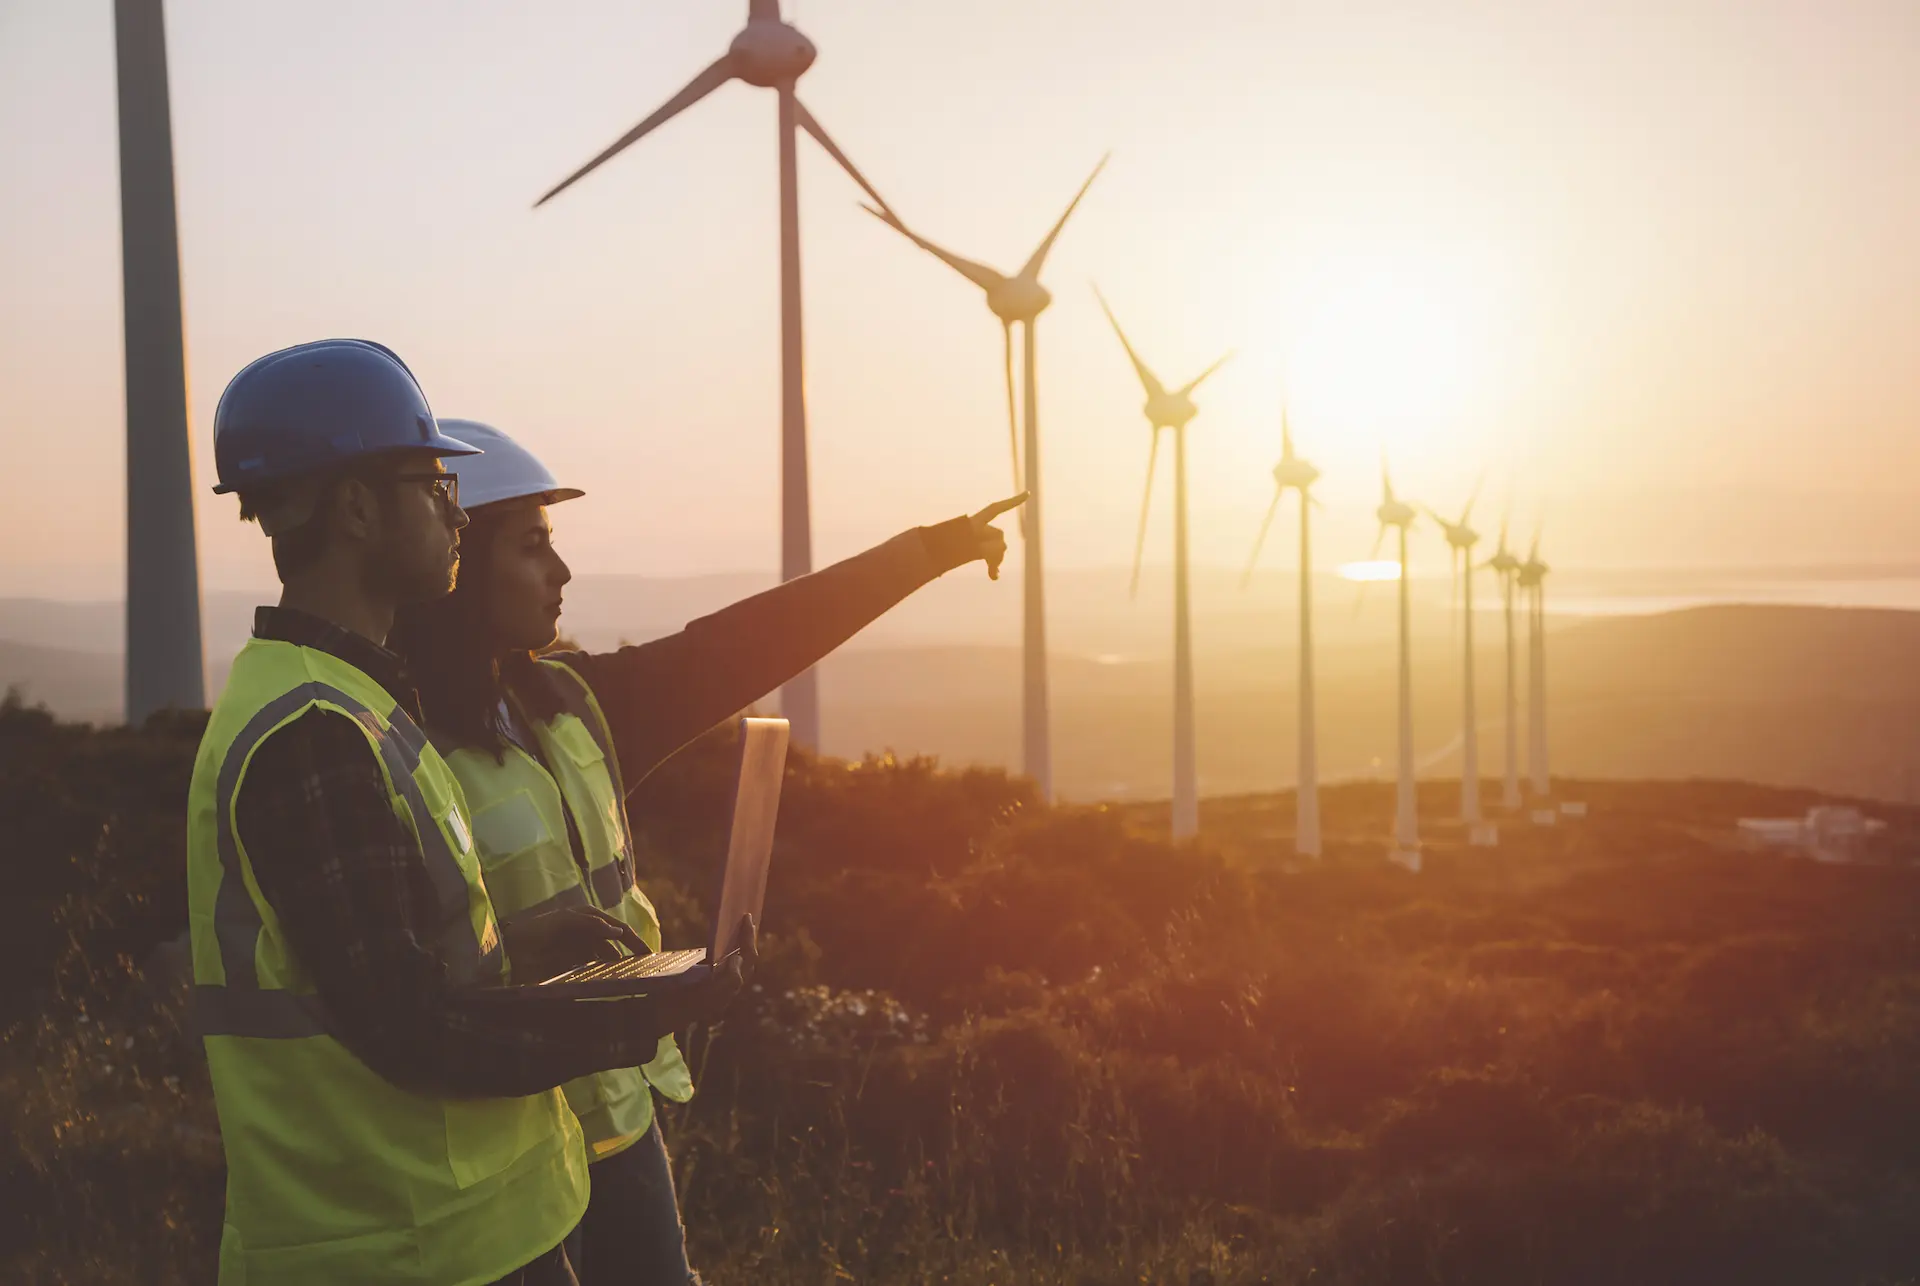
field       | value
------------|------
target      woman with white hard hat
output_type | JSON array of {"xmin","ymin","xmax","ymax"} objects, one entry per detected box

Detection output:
[{"xmin": 389, "ymin": 419, "xmax": 1023, "ymax": 1284}]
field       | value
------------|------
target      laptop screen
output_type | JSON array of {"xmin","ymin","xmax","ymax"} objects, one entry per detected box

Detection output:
[{"xmin": 709, "ymin": 717, "xmax": 790, "ymax": 961}]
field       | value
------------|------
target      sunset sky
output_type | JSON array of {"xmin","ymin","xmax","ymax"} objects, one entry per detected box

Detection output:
[{"xmin": 3, "ymin": 0, "xmax": 1918, "ymax": 598}]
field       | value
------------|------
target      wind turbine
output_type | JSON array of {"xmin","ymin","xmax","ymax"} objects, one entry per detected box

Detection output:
[
  {"xmin": 534, "ymin": 0, "xmax": 897, "ymax": 753},
  {"xmin": 1242, "ymin": 406, "xmax": 1321, "ymax": 858},
  {"xmin": 1373, "ymin": 463, "xmax": 1421, "ymax": 869},
  {"xmin": 1518, "ymin": 533, "xmax": 1552, "ymax": 802},
  {"xmin": 1098, "ymin": 287, "xmax": 1231, "ymax": 842},
  {"xmin": 1425, "ymin": 486, "xmax": 1490, "ymax": 833},
  {"xmin": 1485, "ymin": 521, "xmax": 1525, "ymax": 811},
  {"xmin": 859, "ymin": 157, "xmax": 1108, "ymax": 802},
  {"xmin": 116, "ymin": 0, "xmax": 204, "ymax": 722}
]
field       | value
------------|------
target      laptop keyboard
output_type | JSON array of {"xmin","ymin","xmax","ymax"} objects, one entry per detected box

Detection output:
[{"xmin": 548, "ymin": 948, "xmax": 708, "ymax": 984}]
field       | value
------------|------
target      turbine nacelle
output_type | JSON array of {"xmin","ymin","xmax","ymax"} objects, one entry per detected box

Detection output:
[
  {"xmin": 730, "ymin": 19, "xmax": 817, "ymax": 86},
  {"xmin": 1488, "ymin": 549, "xmax": 1522, "ymax": 575},
  {"xmin": 1377, "ymin": 500, "xmax": 1416, "ymax": 529},
  {"xmin": 1144, "ymin": 390, "xmax": 1200, "ymax": 432},
  {"xmin": 1273, "ymin": 457, "xmax": 1319, "ymax": 491},
  {"xmin": 986, "ymin": 276, "xmax": 1052, "ymax": 324},
  {"xmin": 1437, "ymin": 520, "xmax": 1479, "ymax": 551}
]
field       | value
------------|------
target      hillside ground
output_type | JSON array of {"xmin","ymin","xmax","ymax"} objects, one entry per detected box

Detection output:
[{"xmin": 4, "ymin": 699, "xmax": 1919, "ymax": 1284}]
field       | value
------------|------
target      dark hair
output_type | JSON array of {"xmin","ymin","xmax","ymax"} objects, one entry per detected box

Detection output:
[
  {"xmin": 238, "ymin": 463, "xmax": 413, "ymax": 584},
  {"xmin": 236, "ymin": 482, "xmax": 331, "ymax": 581},
  {"xmin": 388, "ymin": 508, "xmax": 564, "ymax": 758}
]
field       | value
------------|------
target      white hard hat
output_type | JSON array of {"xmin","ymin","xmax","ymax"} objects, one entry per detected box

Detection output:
[{"xmin": 436, "ymin": 420, "xmax": 585, "ymax": 511}]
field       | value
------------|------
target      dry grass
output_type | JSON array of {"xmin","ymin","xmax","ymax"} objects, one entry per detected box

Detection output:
[{"xmin": 6, "ymin": 701, "xmax": 1920, "ymax": 1284}]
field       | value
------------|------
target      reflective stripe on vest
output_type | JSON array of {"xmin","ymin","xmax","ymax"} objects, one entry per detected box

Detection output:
[{"xmin": 195, "ymin": 680, "xmax": 502, "ymax": 1039}]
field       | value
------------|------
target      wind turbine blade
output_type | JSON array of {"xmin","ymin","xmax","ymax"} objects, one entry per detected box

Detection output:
[
  {"xmin": 859, "ymin": 205, "xmax": 1006, "ymax": 292},
  {"xmin": 1241, "ymin": 490, "xmax": 1283, "ymax": 589},
  {"xmin": 1092, "ymin": 285, "xmax": 1166, "ymax": 399},
  {"xmin": 535, "ymin": 56, "xmax": 737, "ymax": 207},
  {"xmin": 1018, "ymin": 152, "xmax": 1109, "ymax": 280},
  {"xmin": 795, "ymin": 100, "xmax": 895, "ymax": 219},
  {"xmin": 1002, "ymin": 322, "xmax": 1022, "ymax": 495},
  {"xmin": 1177, "ymin": 350, "xmax": 1235, "ymax": 397},
  {"xmin": 1280, "ymin": 403, "xmax": 1295, "ymax": 457},
  {"xmin": 749, "ymin": 0, "xmax": 781, "ymax": 18},
  {"xmin": 1369, "ymin": 525, "xmax": 1387, "ymax": 561},
  {"xmin": 1130, "ymin": 429, "xmax": 1161, "ymax": 599},
  {"xmin": 1461, "ymin": 473, "xmax": 1485, "ymax": 525},
  {"xmin": 1381, "ymin": 455, "xmax": 1395, "ymax": 503}
]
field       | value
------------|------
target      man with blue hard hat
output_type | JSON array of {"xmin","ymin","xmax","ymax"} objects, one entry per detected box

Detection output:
[{"xmin": 183, "ymin": 339, "xmax": 749, "ymax": 1286}]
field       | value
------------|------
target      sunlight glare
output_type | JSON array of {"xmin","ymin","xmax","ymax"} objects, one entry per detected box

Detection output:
[
  {"xmin": 1236, "ymin": 245, "xmax": 1503, "ymax": 470},
  {"xmin": 1340, "ymin": 560, "xmax": 1403, "ymax": 582}
]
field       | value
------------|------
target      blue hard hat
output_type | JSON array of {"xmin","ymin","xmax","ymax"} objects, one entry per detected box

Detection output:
[{"xmin": 211, "ymin": 339, "xmax": 480, "ymax": 495}]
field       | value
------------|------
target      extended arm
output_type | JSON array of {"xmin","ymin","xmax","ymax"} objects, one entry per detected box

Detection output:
[{"xmin": 559, "ymin": 517, "xmax": 986, "ymax": 785}]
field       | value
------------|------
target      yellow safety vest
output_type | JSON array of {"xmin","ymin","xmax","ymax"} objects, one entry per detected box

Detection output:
[
  {"xmin": 436, "ymin": 658, "xmax": 694, "ymax": 1161},
  {"xmin": 186, "ymin": 638, "xmax": 588, "ymax": 1285}
]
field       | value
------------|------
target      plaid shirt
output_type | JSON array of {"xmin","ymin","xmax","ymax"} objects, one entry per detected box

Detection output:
[{"xmin": 237, "ymin": 607, "xmax": 665, "ymax": 1098}]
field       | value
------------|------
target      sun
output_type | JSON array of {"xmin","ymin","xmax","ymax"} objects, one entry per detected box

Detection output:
[{"xmin": 1239, "ymin": 246, "xmax": 1501, "ymax": 466}]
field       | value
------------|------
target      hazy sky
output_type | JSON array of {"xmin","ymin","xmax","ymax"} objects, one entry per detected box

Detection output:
[{"xmin": 3, "ymin": 0, "xmax": 1918, "ymax": 598}]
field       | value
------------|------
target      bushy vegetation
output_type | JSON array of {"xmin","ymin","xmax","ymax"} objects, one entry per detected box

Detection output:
[{"xmin": 5, "ymin": 696, "xmax": 1920, "ymax": 1284}]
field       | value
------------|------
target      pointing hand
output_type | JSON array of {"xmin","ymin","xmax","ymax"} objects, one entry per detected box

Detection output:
[{"xmin": 970, "ymin": 492, "xmax": 1029, "ymax": 581}]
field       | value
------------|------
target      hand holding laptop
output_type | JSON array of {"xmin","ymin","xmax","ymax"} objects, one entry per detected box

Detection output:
[
  {"xmin": 503, "ymin": 906, "xmax": 649, "ymax": 984},
  {"xmin": 651, "ymin": 914, "xmax": 758, "ymax": 1030},
  {"xmin": 501, "ymin": 718, "xmax": 788, "ymax": 1002}
]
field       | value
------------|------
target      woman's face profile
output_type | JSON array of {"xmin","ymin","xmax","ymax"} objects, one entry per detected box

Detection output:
[{"xmin": 481, "ymin": 500, "xmax": 572, "ymax": 652}]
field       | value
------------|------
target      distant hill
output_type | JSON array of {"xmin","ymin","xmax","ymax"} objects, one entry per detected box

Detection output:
[
  {"xmin": 0, "ymin": 639, "xmax": 118, "ymax": 721},
  {"xmin": 6, "ymin": 596, "xmax": 1920, "ymax": 803}
]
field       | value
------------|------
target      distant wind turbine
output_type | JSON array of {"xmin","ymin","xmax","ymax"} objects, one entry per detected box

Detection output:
[
  {"xmin": 116, "ymin": 0, "xmax": 205, "ymax": 723},
  {"xmin": 534, "ymin": 0, "xmax": 897, "ymax": 753},
  {"xmin": 1243, "ymin": 405, "xmax": 1321, "ymax": 858},
  {"xmin": 860, "ymin": 157, "xmax": 1108, "ymax": 804},
  {"xmin": 1518, "ymin": 533, "xmax": 1552, "ymax": 799},
  {"xmin": 1485, "ymin": 520, "xmax": 1524, "ymax": 810},
  {"xmin": 1097, "ymin": 287, "xmax": 1231, "ymax": 842},
  {"xmin": 1425, "ymin": 485, "xmax": 1486, "ymax": 828},
  {"xmin": 1373, "ymin": 462, "xmax": 1421, "ymax": 868}
]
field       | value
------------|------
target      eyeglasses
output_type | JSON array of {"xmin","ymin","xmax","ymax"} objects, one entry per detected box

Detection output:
[{"xmin": 392, "ymin": 472, "xmax": 460, "ymax": 510}]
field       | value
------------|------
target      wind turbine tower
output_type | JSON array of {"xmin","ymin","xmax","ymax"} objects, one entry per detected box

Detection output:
[
  {"xmin": 1486, "ymin": 522, "xmax": 1524, "ymax": 810},
  {"xmin": 1097, "ymin": 288, "xmax": 1231, "ymax": 842},
  {"xmin": 534, "ymin": 0, "xmax": 897, "ymax": 752},
  {"xmin": 1243, "ymin": 406, "xmax": 1321, "ymax": 858},
  {"xmin": 1426, "ymin": 487, "xmax": 1488, "ymax": 831},
  {"xmin": 1373, "ymin": 464, "xmax": 1421, "ymax": 868},
  {"xmin": 1519, "ymin": 534, "xmax": 1552, "ymax": 800},
  {"xmin": 116, "ymin": 0, "xmax": 205, "ymax": 722},
  {"xmin": 862, "ymin": 158, "xmax": 1108, "ymax": 802}
]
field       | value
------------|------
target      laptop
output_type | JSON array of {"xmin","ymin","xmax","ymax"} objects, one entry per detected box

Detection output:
[{"xmin": 524, "ymin": 716, "xmax": 789, "ymax": 1000}]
